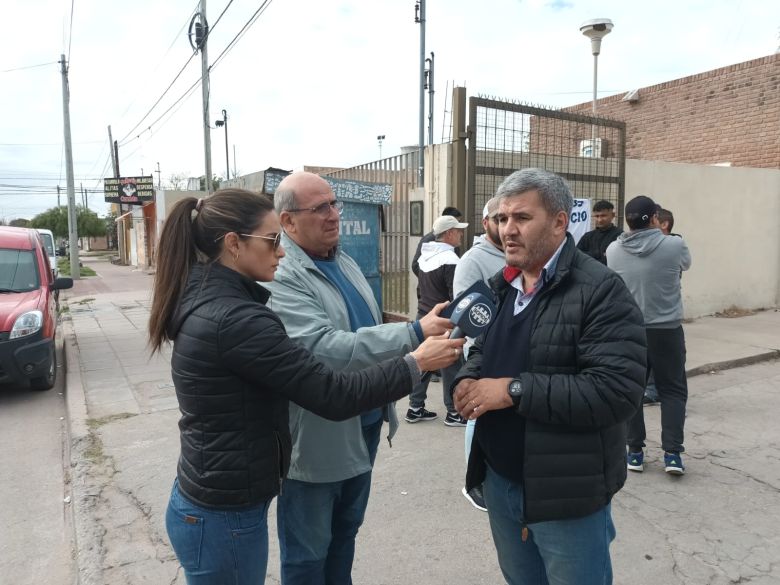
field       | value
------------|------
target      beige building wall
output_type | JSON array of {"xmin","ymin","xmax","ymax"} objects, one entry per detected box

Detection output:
[{"xmin": 626, "ymin": 159, "xmax": 780, "ymax": 318}]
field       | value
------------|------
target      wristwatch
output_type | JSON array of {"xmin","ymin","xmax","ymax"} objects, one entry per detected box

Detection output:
[{"xmin": 508, "ymin": 379, "xmax": 523, "ymax": 406}]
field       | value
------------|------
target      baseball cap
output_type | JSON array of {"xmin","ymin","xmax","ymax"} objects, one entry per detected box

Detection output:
[
  {"xmin": 625, "ymin": 195, "xmax": 657, "ymax": 228},
  {"xmin": 482, "ymin": 197, "xmax": 500, "ymax": 219},
  {"xmin": 433, "ymin": 215, "xmax": 469, "ymax": 236}
]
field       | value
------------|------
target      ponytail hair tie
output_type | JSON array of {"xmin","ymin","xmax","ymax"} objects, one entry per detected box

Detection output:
[{"xmin": 195, "ymin": 198, "xmax": 205, "ymax": 212}]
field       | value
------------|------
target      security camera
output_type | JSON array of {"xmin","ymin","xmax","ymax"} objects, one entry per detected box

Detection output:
[{"xmin": 580, "ymin": 18, "xmax": 614, "ymax": 55}]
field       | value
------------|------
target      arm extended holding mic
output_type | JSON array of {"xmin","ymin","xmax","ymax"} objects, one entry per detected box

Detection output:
[{"xmin": 419, "ymin": 291, "xmax": 496, "ymax": 384}]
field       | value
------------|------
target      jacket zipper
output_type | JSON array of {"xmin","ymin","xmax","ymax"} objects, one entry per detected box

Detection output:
[{"xmin": 273, "ymin": 431, "xmax": 284, "ymax": 495}]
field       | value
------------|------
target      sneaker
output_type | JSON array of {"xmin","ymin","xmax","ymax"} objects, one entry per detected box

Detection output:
[
  {"xmin": 642, "ymin": 395, "xmax": 660, "ymax": 406},
  {"xmin": 664, "ymin": 452, "xmax": 685, "ymax": 475},
  {"xmin": 462, "ymin": 485, "xmax": 488, "ymax": 512},
  {"xmin": 444, "ymin": 411, "xmax": 467, "ymax": 427},
  {"xmin": 627, "ymin": 450, "xmax": 644, "ymax": 472},
  {"xmin": 405, "ymin": 407, "xmax": 438, "ymax": 423}
]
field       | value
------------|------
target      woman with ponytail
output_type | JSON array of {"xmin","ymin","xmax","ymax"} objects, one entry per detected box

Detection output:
[{"xmin": 149, "ymin": 188, "xmax": 463, "ymax": 584}]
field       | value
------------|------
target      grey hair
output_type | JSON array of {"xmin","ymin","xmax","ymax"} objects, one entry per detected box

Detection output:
[
  {"xmin": 495, "ymin": 168, "xmax": 573, "ymax": 217},
  {"xmin": 273, "ymin": 187, "xmax": 297, "ymax": 214}
]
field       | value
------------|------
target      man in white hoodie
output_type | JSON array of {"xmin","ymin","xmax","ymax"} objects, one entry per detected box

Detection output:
[
  {"xmin": 606, "ymin": 195, "xmax": 692, "ymax": 476},
  {"xmin": 407, "ymin": 214, "xmax": 469, "ymax": 426}
]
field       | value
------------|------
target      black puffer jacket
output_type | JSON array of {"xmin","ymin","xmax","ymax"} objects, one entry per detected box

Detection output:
[
  {"xmin": 168, "ymin": 263, "xmax": 413, "ymax": 508},
  {"xmin": 456, "ymin": 235, "xmax": 646, "ymax": 523}
]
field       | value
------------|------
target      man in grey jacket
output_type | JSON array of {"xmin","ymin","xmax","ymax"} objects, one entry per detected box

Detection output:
[
  {"xmin": 453, "ymin": 196, "xmax": 504, "ymax": 511},
  {"xmin": 606, "ymin": 195, "xmax": 692, "ymax": 476},
  {"xmin": 265, "ymin": 172, "xmax": 452, "ymax": 585}
]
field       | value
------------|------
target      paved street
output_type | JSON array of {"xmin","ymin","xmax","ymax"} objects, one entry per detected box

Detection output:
[
  {"xmin": 0, "ymin": 341, "xmax": 74, "ymax": 585},
  {"xmin": 61, "ymin": 255, "xmax": 780, "ymax": 585}
]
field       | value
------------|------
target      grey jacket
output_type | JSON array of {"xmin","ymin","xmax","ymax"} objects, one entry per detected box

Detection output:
[
  {"xmin": 606, "ymin": 228, "xmax": 692, "ymax": 328},
  {"xmin": 265, "ymin": 234, "xmax": 421, "ymax": 483},
  {"xmin": 453, "ymin": 235, "xmax": 505, "ymax": 298},
  {"xmin": 453, "ymin": 235, "xmax": 505, "ymax": 355}
]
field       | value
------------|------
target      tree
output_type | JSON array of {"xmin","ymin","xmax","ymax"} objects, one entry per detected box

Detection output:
[
  {"xmin": 199, "ymin": 174, "xmax": 222, "ymax": 192},
  {"xmin": 9, "ymin": 218, "xmax": 31, "ymax": 227},
  {"xmin": 167, "ymin": 172, "xmax": 189, "ymax": 190},
  {"xmin": 30, "ymin": 206, "xmax": 69, "ymax": 238},
  {"xmin": 30, "ymin": 206, "xmax": 108, "ymax": 239}
]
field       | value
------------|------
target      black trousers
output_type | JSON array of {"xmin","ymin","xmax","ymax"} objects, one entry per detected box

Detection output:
[{"xmin": 627, "ymin": 326, "xmax": 688, "ymax": 454}]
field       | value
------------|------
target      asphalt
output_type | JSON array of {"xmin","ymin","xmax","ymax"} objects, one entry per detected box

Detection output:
[{"xmin": 60, "ymin": 255, "xmax": 780, "ymax": 585}]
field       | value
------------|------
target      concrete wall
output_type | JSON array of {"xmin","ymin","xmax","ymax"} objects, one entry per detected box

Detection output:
[{"xmin": 626, "ymin": 159, "xmax": 780, "ymax": 318}]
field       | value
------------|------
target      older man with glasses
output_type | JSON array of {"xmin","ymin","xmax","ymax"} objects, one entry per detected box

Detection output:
[{"xmin": 265, "ymin": 171, "xmax": 452, "ymax": 585}]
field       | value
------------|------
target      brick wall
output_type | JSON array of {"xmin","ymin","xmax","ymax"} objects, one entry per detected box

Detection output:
[{"xmin": 565, "ymin": 54, "xmax": 779, "ymax": 169}]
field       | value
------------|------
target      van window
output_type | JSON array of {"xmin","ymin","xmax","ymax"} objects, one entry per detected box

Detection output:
[
  {"xmin": 39, "ymin": 233, "xmax": 55, "ymax": 257},
  {"xmin": 0, "ymin": 249, "xmax": 40, "ymax": 292}
]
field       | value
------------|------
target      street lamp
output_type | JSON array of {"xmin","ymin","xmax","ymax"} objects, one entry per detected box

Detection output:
[
  {"xmin": 377, "ymin": 135, "xmax": 386, "ymax": 159},
  {"xmin": 580, "ymin": 18, "xmax": 613, "ymax": 157},
  {"xmin": 580, "ymin": 18, "xmax": 613, "ymax": 117},
  {"xmin": 214, "ymin": 109, "xmax": 229, "ymax": 180}
]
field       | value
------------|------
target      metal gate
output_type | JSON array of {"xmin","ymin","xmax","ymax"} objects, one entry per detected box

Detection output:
[
  {"xmin": 328, "ymin": 152, "xmax": 419, "ymax": 316},
  {"xmin": 466, "ymin": 97, "xmax": 626, "ymax": 241}
]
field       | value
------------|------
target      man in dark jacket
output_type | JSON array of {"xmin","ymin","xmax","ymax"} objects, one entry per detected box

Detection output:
[
  {"xmin": 453, "ymin": 168, "xmax": 646, "ymax": 585},
  {"xmin": 576, "ymin": 199, "xmax": 622, "ymax": 264}
]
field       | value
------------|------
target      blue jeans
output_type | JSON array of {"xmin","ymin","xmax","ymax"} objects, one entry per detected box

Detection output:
[
  {"xmin": 165, "ymin": 479, "xmax": 272, "ymax": 585},
  {"xmin": 277, "ymin": 419, "xmax": 382, "ymax": 585},
  {"xmin": 483, "ymin": 465, "xmax": 616, "ymax": 585}
]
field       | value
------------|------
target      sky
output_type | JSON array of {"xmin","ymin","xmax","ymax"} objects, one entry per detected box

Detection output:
[{"xmin": 1, "ymin": 0, "xmax": 778, "ymax": 220}]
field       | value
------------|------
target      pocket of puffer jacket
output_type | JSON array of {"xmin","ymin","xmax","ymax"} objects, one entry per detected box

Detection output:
[{"xmin": 166, "ymin": 503, "xmax": 204, "ymax": 570}]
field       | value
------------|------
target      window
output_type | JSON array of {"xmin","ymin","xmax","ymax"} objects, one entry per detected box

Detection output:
[{"xmin": 0, "ymin": 249, "xmax": 40, "ymax": 292}]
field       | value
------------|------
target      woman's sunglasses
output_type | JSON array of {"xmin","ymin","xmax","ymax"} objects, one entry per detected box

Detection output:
[{"xmin": 239, "ymin": 232, "xmax": 282, "ymax": 250}]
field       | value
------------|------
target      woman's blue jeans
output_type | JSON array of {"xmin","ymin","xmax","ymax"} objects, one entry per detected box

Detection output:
[
  {"xmin": 166, "ymin": 479, "xmax": 272, "ymax": 585},
  {"xmin": 483, "ymin": 465, "xmax": 616, "ymax": 585}
]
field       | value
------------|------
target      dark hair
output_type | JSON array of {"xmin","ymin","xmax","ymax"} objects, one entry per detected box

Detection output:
[
  {"xmin": 148, "ymin": 188, "xmax": 274, "ymax": 353},
  {"xmin": 592, "ymin": 199, "xmax": 614, "ymax": 212},
  {"xmin": 657, "ymin": 208, "xmax": 674, "ymax": 231},
  {"xmin": 442, "ymin": 206, "xmax": 462, "ymax": 218}
]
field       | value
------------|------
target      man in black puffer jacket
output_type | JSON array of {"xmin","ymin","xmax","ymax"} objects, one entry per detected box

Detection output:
[{"xmin": 453, "ymin": 168, "xmax": 646, "ymax": 585}]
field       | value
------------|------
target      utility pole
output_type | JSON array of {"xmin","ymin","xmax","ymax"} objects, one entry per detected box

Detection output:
[
  {"xmin": 60, "ymin": 54, "xmax": 80, "ymax": 280},
  {"xmin": 191, "ymin": 2, "xmax": 213, "ymax": 194},
  {"xmin": 415, "ymin": 0, "xmax": 426, "ymax": 187},
  {"xmin": 215, "ymin": 109, "xmax": 229, "ymax": 181},
  {"xmin": 425, "ymin": 51, "xmax": 435, "ymax": 146},
  {"xmin": 155, "ymin": 162, "xmax": 162, "ymax": 190},
  {"xmin": 81, "ymin": 183, "xmax": 86, "ymax": 210},
  {"xmin": 233, "ymin": 144, "xmax": 237, "ymax": 179},
  {"xmin": 57, "ymin": 185, "xmax": 61, "ymax": 207}
]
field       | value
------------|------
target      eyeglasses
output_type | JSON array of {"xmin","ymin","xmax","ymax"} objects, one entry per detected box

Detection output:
[
  {"xmin": 239, "ymin": 232, "xmax": 282, "ymax": 250},
  {"xmin": 287, "ymin": 200, "xmax": 344, "ymax": 217}
]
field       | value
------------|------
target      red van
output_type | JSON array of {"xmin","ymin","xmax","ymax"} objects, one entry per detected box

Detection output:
[{"xmin": 0, "ymin": 227, "xmax": 73, "ymax": 390}]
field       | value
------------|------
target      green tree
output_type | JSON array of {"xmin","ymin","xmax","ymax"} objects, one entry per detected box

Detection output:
[
  {"xmin": 9, "ymin": 218, "xmax": 30, "ymax": 227},
  {"xmin": 31, "ymin": 206, "xmax": 108, "ymax": 239},
  {"xmin": 199, "ymin": 174, "xmax": 222, "ymax": 192},
  {"xmin": 30, "ymin": 206, "xmax": 69, "ymax": 238}
]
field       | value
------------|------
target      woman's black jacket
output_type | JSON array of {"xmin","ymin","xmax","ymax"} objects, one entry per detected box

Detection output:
[
  {"xmin": 167, "ymin": 263, "xmax": 413, "ymax": 508},
  {"xmin": 456, "ymin": 235, "xmax": 647, "ymax": 523}
]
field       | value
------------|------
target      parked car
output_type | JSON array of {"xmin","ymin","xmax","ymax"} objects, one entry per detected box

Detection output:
[
  {"xmin": 35, "ymin": 228, "xmax": 58, "ymax": 278},
  {"xmin": 0, "ymin": 227, "xmax": 73, "ymax": 390}
]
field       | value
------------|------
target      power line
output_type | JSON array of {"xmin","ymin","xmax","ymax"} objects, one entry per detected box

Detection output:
[
  {"xmin": 67, "ymin": 0, "xmax": 76, "ymax": 62},
  {"xmin": 118, "ymin": 0, "xmax": 237, "ymax": 146},
  {"xmin": 116, "ymin": 0, "xmax": 200, "ymax": 122},
  {"xmin": 210, "ymin": 0, "xmax": 274, "ymax": 71},
  {"xmin": 1, "ymin": 61, "xmax": 58, "ymax": 73}
]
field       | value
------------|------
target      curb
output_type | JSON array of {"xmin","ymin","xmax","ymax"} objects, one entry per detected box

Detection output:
[
  {"xmin": 686, "ymin": 350, "xmax": 780, "ymax": 378},
  {"xmin": 63, "ymin": 316, "xmax": 102, "ymax": 585}
]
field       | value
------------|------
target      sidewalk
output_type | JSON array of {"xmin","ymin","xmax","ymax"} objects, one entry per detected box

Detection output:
[{"xmin": 62, "ymin": 256, "xmax": 780, "ymax": 584}]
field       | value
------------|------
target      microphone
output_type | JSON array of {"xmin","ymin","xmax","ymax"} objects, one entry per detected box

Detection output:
[{"xmin": 419, "ymin": 292, "xmax": 496, "ymax": 384}]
